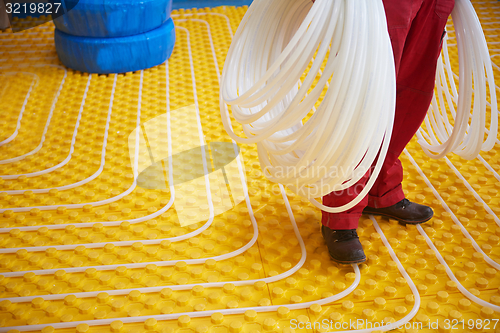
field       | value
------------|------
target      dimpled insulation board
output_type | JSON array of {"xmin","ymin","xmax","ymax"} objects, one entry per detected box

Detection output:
[{"xmin": 0, "ymin": 1, "xmax": 500, "ymax": 333}]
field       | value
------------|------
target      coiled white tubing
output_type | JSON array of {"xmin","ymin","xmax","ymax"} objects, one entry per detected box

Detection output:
[
  {"xmin": 220, "ymin": 0, "xmax": 396, "ymax": 213},
  {"xmin": 417, "ymin": 0, "xmax": 498, "ymax": 160}
]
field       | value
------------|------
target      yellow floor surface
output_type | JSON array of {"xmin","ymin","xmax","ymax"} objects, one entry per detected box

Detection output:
[{"xmin": 0, "ymin": 1, "xmax": 500, "ymax": 332}]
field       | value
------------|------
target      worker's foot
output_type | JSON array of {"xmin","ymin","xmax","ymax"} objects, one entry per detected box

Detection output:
[
  {"xmin": 321, "ymin": 226, "xmax": 366, "ymax": 264},
  {"xmin": 363, "ymin": 198, "xmax": 433, "ymax": 225}
]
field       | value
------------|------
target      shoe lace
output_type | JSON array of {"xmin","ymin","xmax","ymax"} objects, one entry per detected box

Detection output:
[
  {"xmin": 400, "ymin": 198, "xmax": 411, "ymax": 209},
  {"xmin": 334, "ymin": 229, "xmax": 359, "ymax": 242}
]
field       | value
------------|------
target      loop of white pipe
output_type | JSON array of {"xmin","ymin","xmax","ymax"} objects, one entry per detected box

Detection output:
[
  {"xmin": 0, "ymin": 71, "xmax": 38, "ymax": 147},
  {"xmin": 0, "ymin": 24, "xmax": 233, "ymax": 276},
  {"xmin": 404, "ymin": 149, "xmax": 500, "ymax": 271},
  {"xmin": 0, "ymin": 65, "xmax": 67, "ymax": 165},
  {"xmin": 417, "ymin": 0, "xmax": 498, "ymax": 160},
  {"xmin": 416, "ymin": 224, "xmax": 500, "ymax": 312},
  {"xmin": 403, "ymin": 150, "xmax": 500, "ymax": 312},
  {"xmin": 0, "ymin": 203, "xmax": 422, "ymax": 333},
  {"xmin": 219, "ymin": 0, "xmax": 396, "ymax": 212},
  {"xmin": 0, "ymin": 73, "xmax": 112, "ymax": 194},
  {"xmin": 0, "ymin": 73, "xmax": 91, "ymax": 181}
]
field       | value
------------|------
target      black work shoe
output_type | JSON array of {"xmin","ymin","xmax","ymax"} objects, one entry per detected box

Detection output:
[
  {"xmin": 321, "ymin": 226, "xmax": 366, "ymax": 264},
  {"xmin": 363, "ymin": 198, "xmax": 433, "ymax": 225}
]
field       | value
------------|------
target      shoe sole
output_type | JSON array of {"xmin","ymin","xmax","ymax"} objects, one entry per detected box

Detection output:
[
  {"xmin": 321, "ymin": 226, "xmax": 367, "ymax": 265},
  {"xmin": 328, "ymin": 255, "xmax": 367, "ymax": 265},
  {"xmin": 363, "ymin": 210, "xmax": 433, "ymax": 225}
]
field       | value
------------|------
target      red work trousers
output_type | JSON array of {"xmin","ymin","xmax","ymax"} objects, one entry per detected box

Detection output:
[{"xmin": 322, "ymin": 0, "xmax": 455, "ymax": 230}]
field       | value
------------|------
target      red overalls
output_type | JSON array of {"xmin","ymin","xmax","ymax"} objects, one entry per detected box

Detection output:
[{"xmin": 322, "ymin": 0, "xmax": 455, "ymax": 230}]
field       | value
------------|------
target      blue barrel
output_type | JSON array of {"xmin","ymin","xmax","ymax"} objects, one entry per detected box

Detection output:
[
  {"xmin": 51, "ymin": 0, "xmax": 172, "ymax": 37},
  {"xmin": 54, "ymin": 18, "xmax": 176, "ymax": 74}
]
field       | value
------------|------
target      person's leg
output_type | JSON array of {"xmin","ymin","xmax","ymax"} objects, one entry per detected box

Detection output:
[
  {"xmin": 321, "ymin": 0, "xmax": 455, "ymax": 263},
  {"xmin": 320, "ymin": 172, "xmax": 369, "ymax": 264},
  {"xmin": 321, "ymin": 0, "xmax": 417, "ymax": 264},
  {"xmin": 321, "ymin": 173, "xmax": 369, "ymax": 230},
  {"xmin": 365, "ymin": 0, "xmax": 455, "ymax": 215}
]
